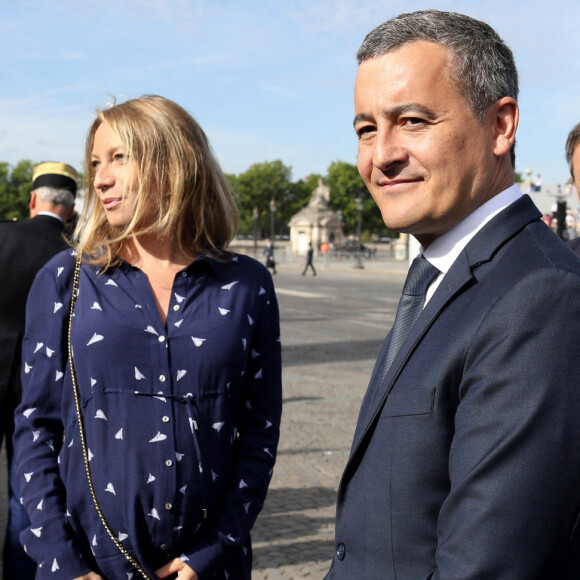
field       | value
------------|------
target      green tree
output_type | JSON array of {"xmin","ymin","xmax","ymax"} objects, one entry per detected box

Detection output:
[
  {"xmin": 227, "ymin": 160, "xmax": 310, "ymax": 237},
  {"xmin": 0, "ymin": 160, "xmax": 35, "ymax": 221}
]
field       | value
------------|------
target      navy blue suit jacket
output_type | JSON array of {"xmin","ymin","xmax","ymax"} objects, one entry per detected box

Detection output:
[{"xmin": 327, "ymin": 195, "xmax": 580, "ymax": 579}]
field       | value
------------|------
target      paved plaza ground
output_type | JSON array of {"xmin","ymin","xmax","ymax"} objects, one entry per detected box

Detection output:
[{"xmin": 0, "ymin": 253, "xmax": 408, "ymax": 579}]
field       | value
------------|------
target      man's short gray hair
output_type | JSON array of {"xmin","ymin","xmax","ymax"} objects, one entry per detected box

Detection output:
[
  {"xmin": 357, "ymin": 10, "xmax": 519, "ymax": 125},
  {"xmin": 565, "ymin": 122, "xmax": 580, "ymax": 177},
  {"xmin": 34, "ymin": 186, "xmax": 75, "ymax": 209}
]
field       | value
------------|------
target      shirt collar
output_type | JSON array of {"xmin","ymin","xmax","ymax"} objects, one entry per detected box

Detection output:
[
  {"xmin": 37, "ymin": 211, "xmax": 63, "ymax": 223},
  {"xmin": 422, "ymin": 183, "xmax": 522, "ymax": 276}
]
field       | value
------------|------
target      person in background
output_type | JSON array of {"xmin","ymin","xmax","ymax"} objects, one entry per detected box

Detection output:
[
  {"xmin": 0, "ymin": 161, "xmax": 77, "ymax": 579},
  {"xmin": 301, "ymin": 242, "xmax": 317, "ymax": 276},
  {"xmin": 263, "ymin": 237, "xmax": 277, "ymax": 274},
  {"xmin": 565, "ymin": 122, "xmax": 580, "ymax": 255},
  {"xmin": 327, "ymin": 10, "xmax": 580, "ymax": 579},
  {"xmin": 13, "ymin": 96, "xmax": 282, "ymax": 580}
]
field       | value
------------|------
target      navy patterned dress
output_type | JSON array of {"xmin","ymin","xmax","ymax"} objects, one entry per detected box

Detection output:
[{"xmin": 13, "ymin": 249, "xmax": 282, "ymax": 580}]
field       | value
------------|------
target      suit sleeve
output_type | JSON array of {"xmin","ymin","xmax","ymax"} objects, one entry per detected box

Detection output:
[
  {"xmin": 12, "ymin": 255, "xmax": 93, "ymax": 579},
  {"xmin": 431, "ymin": 269, "xmax": 580, "ymax": 579}
]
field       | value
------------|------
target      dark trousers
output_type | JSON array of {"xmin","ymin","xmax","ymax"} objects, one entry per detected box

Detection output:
[{"xmin": 302, "ymin": 262, "xmax": 316, "ymax": 275}]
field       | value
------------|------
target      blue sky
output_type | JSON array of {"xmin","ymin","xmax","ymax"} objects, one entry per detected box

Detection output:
[{"xmin": 2, "ymin": 0, "xmax": 579, "ymax": 211}]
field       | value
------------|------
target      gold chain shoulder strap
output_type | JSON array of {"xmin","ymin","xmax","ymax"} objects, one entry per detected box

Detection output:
[{"xmin": 67, "ymin": 255, "xmax": 151, "ymax": 579}]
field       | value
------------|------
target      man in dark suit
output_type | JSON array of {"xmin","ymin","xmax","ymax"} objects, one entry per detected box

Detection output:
[
  {"xmin": 0, "ymin": 162, "xmax": 77, "ymax": 578},
  {"xmin": 326, "ymin": 10, "xmax": 580, "ymax": 579},
  {"xmin": 565, "ymin": 122, "xmax": 580, "ymax": 255}
]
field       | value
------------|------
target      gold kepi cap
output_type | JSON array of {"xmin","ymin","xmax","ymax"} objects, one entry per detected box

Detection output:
[{"xmin": 32, "ymin": 162, "xmax": 78, "ymax": 196}]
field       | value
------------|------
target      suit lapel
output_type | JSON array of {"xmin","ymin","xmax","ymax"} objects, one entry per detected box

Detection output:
[{"xmin": 347, "ymin": 195, "xmax": 543, "ymax": 465}]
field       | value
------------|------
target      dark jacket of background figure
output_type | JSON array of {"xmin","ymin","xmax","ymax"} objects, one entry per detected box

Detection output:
[
  {"xmin": 326, "ymin": 195, "xmax": 580, "ymax": 579},
  {"xmin": 0, "ymin": 215, "xmax": 68, "ymax": 428},
  {"xmin": 568, "ymin": 236, "xmax": 580, "ymax": 257}
]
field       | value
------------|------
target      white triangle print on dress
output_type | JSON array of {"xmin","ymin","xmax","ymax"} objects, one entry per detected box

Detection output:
[
  {"xmin": 191, "ymin": 337, "xmax": 206, "ymax": 347},
  {"xmin": 105, "ymin": 483, "xmax": 116, "ymax": 495},
  {"xmin": 95, "ymin": 410, "xmax": 107, "ymax": 420},
  {"xmin": 51, "ymin": 558, "xmax": 59, "ymax": 572},
  {"xmin": 135, "ymin": 367, "xmax": 146, "ymax": 380},
  {"xmin": 115, "ymin": 428, "xmax": 123, "ymax": 440},
  {"xmin": 118, "ymin": 532, "xmax": 128, "ymax": 541},
  {"xmin": 91, "ymin": 302, "xmax": 102, "ymax": 311},
  {"xmin": 54, "ymin": 302, "xmax": 63, "ymax": 313},
  {"xmin": 87, "ymin": 333, "xmax": 104, "ymax": 346},
  {"xmin": 218, "ymin": 307, "xmax": 230, "ymax": 315},
  {"xmin": 148, "ymin": 508, "xmax": 160, "ymax": 520},
  {"xmin": 34, "ymin": 342, "xmax": 43, "ymax": 353},
  {"xmin": 221, "ymin": 281, "xmax": 239, "ymax": 290},
  {"xmin": 176, "ymin": 369, "xmax": 187, "ymax": 381},
  {"xmin": 31, "ymin": 527, "xmax": 42, "ymax": 537},
  {"xmin": 105, "ymin": 279, "xmax": 118, "ymax": 287},
  {"xmin": 149, "ymin": 432, "xmax": 167, "ymax": 443},
  {"xmin": 23, "ymin": 408, "xmax": 36, "ymax": 418}
]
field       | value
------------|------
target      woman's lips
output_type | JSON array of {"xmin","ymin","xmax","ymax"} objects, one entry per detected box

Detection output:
[{"xmin": 102, "ymin": 198, "xmax": 122, "ymax": 210}]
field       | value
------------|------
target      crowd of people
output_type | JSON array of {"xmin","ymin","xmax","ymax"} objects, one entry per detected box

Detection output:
[{"xmin": 3, "ymin": 8, "xmax": 580, "ymax": 580}]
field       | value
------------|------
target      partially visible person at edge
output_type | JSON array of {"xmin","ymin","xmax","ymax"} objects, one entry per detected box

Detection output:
[
  {"xmin": 12, "ymin": 95, "xmax": 282, "ymax": 580},
  {"xmin": 0, "ymin": 161, "xmax": 77, "ymax": 579},
  {"xmin": 566, "ymin": 122, "xmax": 580, "ymax": 256},
  {"xmin": 325, "ymin": 9, "xmax": 580, "ymax": 579}
]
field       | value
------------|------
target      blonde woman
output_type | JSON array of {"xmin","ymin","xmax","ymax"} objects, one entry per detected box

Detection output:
[{"xmin": 13, "ymin": 96, "xmax": 282, "ymax": 580}]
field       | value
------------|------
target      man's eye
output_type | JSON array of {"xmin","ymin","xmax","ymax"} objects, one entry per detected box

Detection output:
[
  {"xmin": 403, "ymin": 117, "xmax": 425, "ymax": 127},
  {"xmin": 356, "ymin": 126, "xmax": 375, "ymax": 139}
]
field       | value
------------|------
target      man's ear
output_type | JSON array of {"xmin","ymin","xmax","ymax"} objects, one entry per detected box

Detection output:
[
  {"xmin": 492, "ymin": 97, "xmax": 518, "ymax": 158},
  {"xmin": 29, "ymin": 191, "xmax": 37, "ymax": 215}
]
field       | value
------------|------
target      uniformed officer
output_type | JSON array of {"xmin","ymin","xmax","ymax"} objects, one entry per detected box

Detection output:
[{"xmin": 0, "ymin": 161, "xmax": 77, "ymax": 578}]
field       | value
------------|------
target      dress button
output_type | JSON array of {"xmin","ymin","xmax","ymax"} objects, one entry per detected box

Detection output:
[
  {"xmin": 173, "ymin": 304, "xmax": 180, "ymax": 312},
  {"xmin": 164, "ymin": 502, "xmax": 173, "ymax": 510},
  {"xmin": 159, "ymin": 375, "xmax": 166, "ymax": 382},
  {"xmin": 336, "ymin": 542, "xmax": 346, "ymax": 561},
  {"xmin": 165, "ymin": 459, "xmax": 173, "ymax": 467},
  {"xmin": 162, "ymin": 416, "xmax": 170, "ymax": 423},
  {"xmin": 158, "ymin": 335, "xmax": 166, "ymax": 343},
  {"xmin": 160, "ymin": 544, "xmax": 168, "ymax": 551},
  {"xmin": 181, "ymin": 271, "xmax": 188, "ymax": 278}
]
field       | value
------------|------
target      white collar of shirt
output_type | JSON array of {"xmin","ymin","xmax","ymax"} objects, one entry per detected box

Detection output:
[
  {"xmin": 37, "ymin": 210, "xmax": 64, "ymax": 223},
  {"xmin": 420, "ymin": 183, "xmax": 522, "ymax": 304}
]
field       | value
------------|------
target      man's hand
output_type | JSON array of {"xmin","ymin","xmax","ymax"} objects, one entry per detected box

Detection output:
[
  {"xmin": 73, "ymin": 574, "xmax": 104, "ymax": 580},
  {"xmin": 156, "ymin": 558, "xmax": 199, "ymax": 579}
]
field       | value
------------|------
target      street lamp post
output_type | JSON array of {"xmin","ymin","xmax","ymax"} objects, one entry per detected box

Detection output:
[
  {"xmin": 354, "ymin": 197, "xmax": 364, "ymax": 269},
  {"xmin": 269, "ymin": 198, "xmax": 276, "ymax": 240},
  {"xmin": 253, "ymin": 206, "xmax": 259, "ymax": 256}
]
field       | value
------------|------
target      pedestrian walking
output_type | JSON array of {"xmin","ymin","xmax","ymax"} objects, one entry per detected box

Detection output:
[{"xmin": 302, "ymin": 243, "xmax": 317, "ymax": 276}]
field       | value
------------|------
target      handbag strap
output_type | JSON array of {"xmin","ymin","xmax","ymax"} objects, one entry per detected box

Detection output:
[{"xmin": 67, "ymin": 255, "xmax": 151, "ymax": 579}]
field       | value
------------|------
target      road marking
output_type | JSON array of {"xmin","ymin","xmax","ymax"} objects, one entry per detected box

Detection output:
[{"xmin": 275, "ymin": 288, "xmax": 336, "ymax": 299}]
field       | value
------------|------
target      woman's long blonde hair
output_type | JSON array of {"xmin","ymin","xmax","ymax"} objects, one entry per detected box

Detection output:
[{"xmin": 75, "ymin": 95, "xmax": 238, "ymax": 268}]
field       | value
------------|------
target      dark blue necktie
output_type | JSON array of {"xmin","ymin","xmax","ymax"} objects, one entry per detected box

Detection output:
[{"xmin": 382, "ymin": 256, "xmax": 440, "ymax": 374}]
